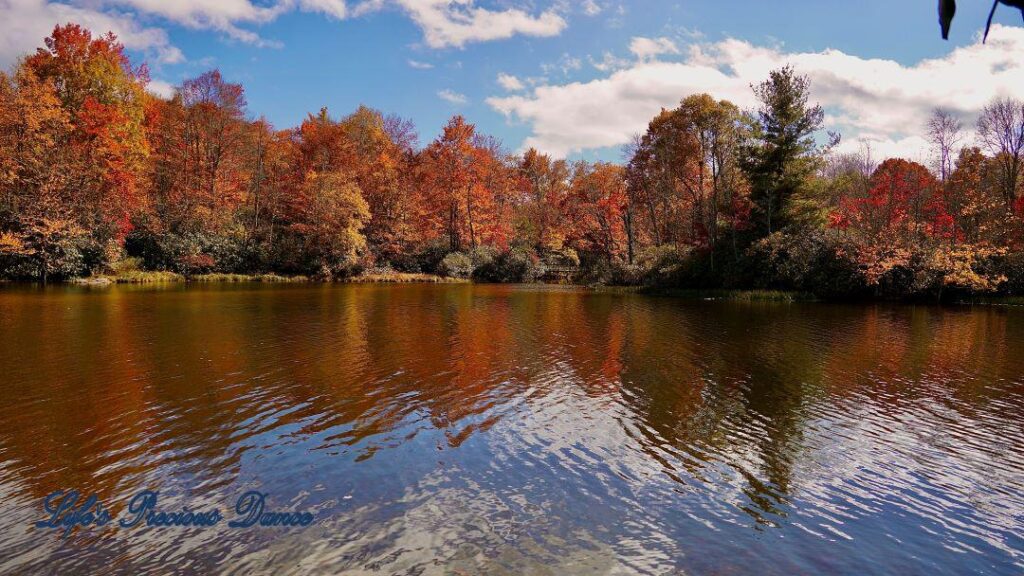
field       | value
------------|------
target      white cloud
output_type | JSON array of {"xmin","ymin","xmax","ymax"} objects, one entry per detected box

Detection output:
[
  {"xmin": 146, "ymin": 78, "xmax": 176, "ymax": 98},
  {"xmin": 407, "ymin": 59, "xmax": 434, "ymax": 69},
  {"xmin": 541, "ymin": 52, "xmax": 582, "ymax": 76},
  {"xmin": 497, "ymin": 72, "xmax": 524, "ymax": 91},
  {"xmin": 629, "ymin": 36, "xmax": 679, "ymax": 60},
  {"xmin": 102, "ymin": 0, "xmax": 348, "ymax": 45},
  {"xmin": 588, "ymin": 50, "xmax": 629, "ymax": 72},
  {"xmin": 0, "ymin": 0, "xmax": 184, "ymax": 67},
  {"xmin": 438, "ymin": 88, "xmax": 467, "ymax": 104},
  {"xmin": 294, "ymin": 0, "xmax": 348, "ymax": 19},
  {"xmin": 386, "ymin": 0, "xmax": 567, "ymax": 49},
  {"xmin": 581, "ymin": 0, "xmax": 601, "ymax": 16},
  {"xmin": 1, "ymin": 0, "xmax": 566, "ymax": 67},
  {"xmin": 488, "ymin": 25, "xmax": 1024, "ymax": 158}
]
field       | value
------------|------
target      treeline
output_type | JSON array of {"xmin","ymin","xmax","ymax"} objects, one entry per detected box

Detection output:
[{"xmin": 2, "ymin": 25, "xmax": 1024, "ymax": 299}]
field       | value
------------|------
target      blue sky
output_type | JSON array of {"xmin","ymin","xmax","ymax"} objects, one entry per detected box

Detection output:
[{"xmin": 2, "ymin": 1, "xmax": 1023, "ymax": 161}]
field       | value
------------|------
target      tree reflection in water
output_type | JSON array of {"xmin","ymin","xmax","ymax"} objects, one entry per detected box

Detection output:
[{"xmin": 0, "ymin": 284, "xmax": 1021, "ymax": 574}]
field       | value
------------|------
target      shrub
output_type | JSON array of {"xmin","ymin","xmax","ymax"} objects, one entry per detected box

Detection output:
[
  {"xmin": 469, "ymin": 245, "xmax": 499, "ymax": 269},
  {"xmin": 474, "ymin": 247, "xmax": 544, "ymax": 283},
  {"xmin": 109, "ymin": 256, "xmax": 143, "ymax": 276},
  {"xmin": 177, "ymin": 252, "xmax": 217, "ymax": 277},
  {"xmin": 124, "ymin": 230, "xmax": 253, "ymax": 275},
  {"xmin": 389, "ymin": 241, "xmax": 449, "ymax": 274},
  {"xmin": 438, "ymin": 252, "xmax": 474, "ymax": 278},
  {"xmin": 636, "ymin": 245, "xmax": 689, "ymax": 286},
  {"xmin": 994, "ymin": 252, "xmax": 1024, "ymax": 295},
  {"xmin": 747, "ymin": 230, "xmax": 865, "ymax": 298}
]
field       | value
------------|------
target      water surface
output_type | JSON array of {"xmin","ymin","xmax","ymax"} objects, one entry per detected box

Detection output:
[{"xmin": 0, "ymin": 283, "xmax": 1021, "ymax": 574}]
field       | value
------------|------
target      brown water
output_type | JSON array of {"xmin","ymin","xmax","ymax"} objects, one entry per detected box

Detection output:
[{"xmin": 0, "ymin": 283, "xmax": 1021, "ymax": 575}]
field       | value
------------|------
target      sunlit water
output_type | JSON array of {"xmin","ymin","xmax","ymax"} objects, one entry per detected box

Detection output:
[{"xmin": 0, "ymin": 283, "xmax": 1021, "ymax": 574}]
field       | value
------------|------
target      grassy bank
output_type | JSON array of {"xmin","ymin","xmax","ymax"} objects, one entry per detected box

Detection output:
[
  {"xmin": 191, "ymin": 273, "xmax": 309, "ymax": 283},
  {"xmin": 637, "ymin": 288, "xmax": 816, "ymax": 302},
  {"xmin": 955, "ymin": 295, "xmax": 1024, "ymax": 307},
  {"xmin": 69, "ymin": 271, "xmax": 183, "ymax": 285},
  {"xmin": 66, "ymin": 270, "xmax": 459, "ymax": 285},
  {"xmin": 345, "ymin": 271, "xmax": 470, "ymax": 284},
  {"xmin": 68, "ymin": 271, "xmax": 310, "ymax": 285}
]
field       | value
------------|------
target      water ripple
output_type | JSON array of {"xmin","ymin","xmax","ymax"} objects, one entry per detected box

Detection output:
[{"xmin": 0, "ymin": 284, "xmax": 1021, "ymax": 574}]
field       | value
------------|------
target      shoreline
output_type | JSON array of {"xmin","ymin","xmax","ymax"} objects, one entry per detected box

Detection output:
[
  {"xmin": 63, "ymin": 271, "xmax": 471, "ymax": 286},
  {"xmin": 2, "ymin": 275, "xmax": 1018, "ymax": 307},
  {"xmin": 67, "ymin": 272, "xmax": 310, "ymax": 286}
]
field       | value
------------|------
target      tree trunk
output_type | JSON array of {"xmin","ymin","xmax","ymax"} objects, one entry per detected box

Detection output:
[{"xmin": 623, "ymin": 206, "xmax": 635, "ymax": 265}]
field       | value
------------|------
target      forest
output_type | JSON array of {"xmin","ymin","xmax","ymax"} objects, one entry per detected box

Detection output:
[{"xmin": 2, "ymin": 24, "xmax": 1024, "ymax": 299}]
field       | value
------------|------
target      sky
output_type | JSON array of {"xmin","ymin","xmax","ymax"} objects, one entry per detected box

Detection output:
[{"xmin": 1, "ymin": 0, "xmax": 1023, "ymax": 162}]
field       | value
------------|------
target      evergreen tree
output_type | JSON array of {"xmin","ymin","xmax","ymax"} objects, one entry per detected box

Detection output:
[{"xmin": 741, "ymin": 66, "xmax": 828, "ymax": 236}]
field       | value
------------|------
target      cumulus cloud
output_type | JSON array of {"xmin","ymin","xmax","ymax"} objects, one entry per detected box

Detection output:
[
  {"xmin": 629, "ymin": 36, "xmax": 678, "ymax": 60},
  {"xmin": 588, "ymin": 50, "xmax": 629, "ymax": 72},
  {"xmin": 101, "ymin": 0, "xmax": 349, "ymax": 45},
  {"xmin": 581, "ymin": 0, "xmax": 601, "ymax": 16},
  {"xmin": 438, "ymin": 88, "xmax": 467, "ymax": 104},
  {"xmin": 146, "ymin": 78, "xmax": 176, "ymax": 98},
  {"xmin": 541, "ymin": 52, "xmax": 582, "ymax": 76},
  {"xmin": 407, "ymin": 59, "xmax": 434, "ymax": 69},
  {"xmin": 497, "ymin": 72, "xmax": 524, "ymax": 91},
  {"xmin": 294, "ymin": 0, "xmax": 348, "ymax": 19},
  {"xmin": 1, "ymin": 0, "xmax": 567, "ymax": 67},
  {"xmin": 488, "ymin": 25, "xmax": 1024, "ymax": 158},
  {"xmin": 0, "ymin": 0, "xmax": 183, "ymax": 67},
  {"xmin": 386, "ymin": 0, "xmax": 567, "ymax": 49}
]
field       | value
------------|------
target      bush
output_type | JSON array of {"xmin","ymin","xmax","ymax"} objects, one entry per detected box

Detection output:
[
  {"xmin": 636, "ymin": 245, "xmax": 689, "ymax": 286},
  {"xmin": 109, "ymin": 256, "xmax": 143, "ymax": 276},
  {"xmin": 747, "ymin": 230, "xmax": 866, "ymax": 298},
  {"xmin": 389, "ymin": 241, "xmax": 449, "ymax": 274},
  {"xmin": 177, "ymin": 253, "xmax": 217, "ymax": 276},
  {"xmin": 438, "ymin": 252, "xmax": 474, "ymax": 278},
  {"xmin": 995, "ymin": 252, "xmax": 1024, "ymax": 295},
  {"xmin": 572, "ymin": 248, "xmax": 648, "ymax": 286},
  {"xmin": 543, "ymin": 247, "xmax": 580, "ymax": 269},
  {"xmin": 474, "ymin": 247, "xmax": 544, "ymax": 283},
  {"xmin": 609, "ymin": 261, "xmax": 643, "ymax": 286},
  {"xmin": 0, "ymin": 232, "xmax": 90, "ymax": 281},
  {"xmin": 469, "ymin": 245, "xmax": 499, "ymax": 269},
  {"xmin": 125, "ymin": 230, "xmax": 252, "ymax": 275}
]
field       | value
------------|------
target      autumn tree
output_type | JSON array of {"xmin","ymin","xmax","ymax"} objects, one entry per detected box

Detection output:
[
  {"xmin": 832, "ymin": 159, "xmax": 932, "ymax": 283},
  {"xmin": 624, "ymin": 111, "xmax": 686, "ymax": 246},
  {"xmin": 927, "ymin": 108, "xmax": 963, "ymax": 184},
  {"xmin": 516, "ymin": 148, "xmax": 570, "ymax": 252},
  {"xmin": 976, "ymin": 97, "xmax": 1024, "ymax": 209},
  {"xmin": 0, "ymin": 61, "xmax": 90, "ymax": 282},
  {"xmin": 417, "ymin": 116, "xmax": 476, "ymax": 251},
  {"xmin": 239, "ymin": 117, "xmax": 292, "ymax": 256},
  {"xmin": 6, "ymin": 22, "xmax": 1024, "ymax": 297},
  {"xmin": 0, "ymin": 69, "xmax": 70, "ymax": 217},
  {"xmin": 831, "ymin": 157, "xmax": 1001, "ymax": 294},
  {"xmin": 340, "ymin": 106, "xmax": 417, "ymax": 261},
  {"xmin": 21, "ymin": 24, "xmax": 150, "ymax": 249},
  {"xmin": 943, "ymin": 148, "xmax": 1004, "ymax": 245},
  {"xmin": 472, "ymin": 134, "xmax": 516, "ymax": 250},
  {"xmin": 624, "ymin": 94, "xmax": 749, "ymax": 267},
  {"xmin": 289, "ymin": 170, "xmax": 370, "ymax": 274},
  {"xmin": 280, "ymin": 107, "xmax": 370, "ymax": 275},
  {"xmin": 564, "ymin": 162, "xmax": 627, "ymax": 263},
  {"xmin": 149, "ymin": 70, "xmax": 249, "ymax": 235}
]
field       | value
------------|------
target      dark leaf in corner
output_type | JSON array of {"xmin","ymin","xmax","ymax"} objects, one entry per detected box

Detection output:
[{"xmin": 940, "ymin": 0, "xmax": 957, "ymax": 39}]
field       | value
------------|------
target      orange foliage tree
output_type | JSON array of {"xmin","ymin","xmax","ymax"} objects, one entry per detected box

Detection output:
[{"xmin": 22, "ymin": 24, "xmax": 149, "ymax": 246}]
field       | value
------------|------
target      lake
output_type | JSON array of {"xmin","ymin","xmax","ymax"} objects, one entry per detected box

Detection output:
[{"xmin": 0, "ymin": 283, "xmax": 1021, "ymax": 574}]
